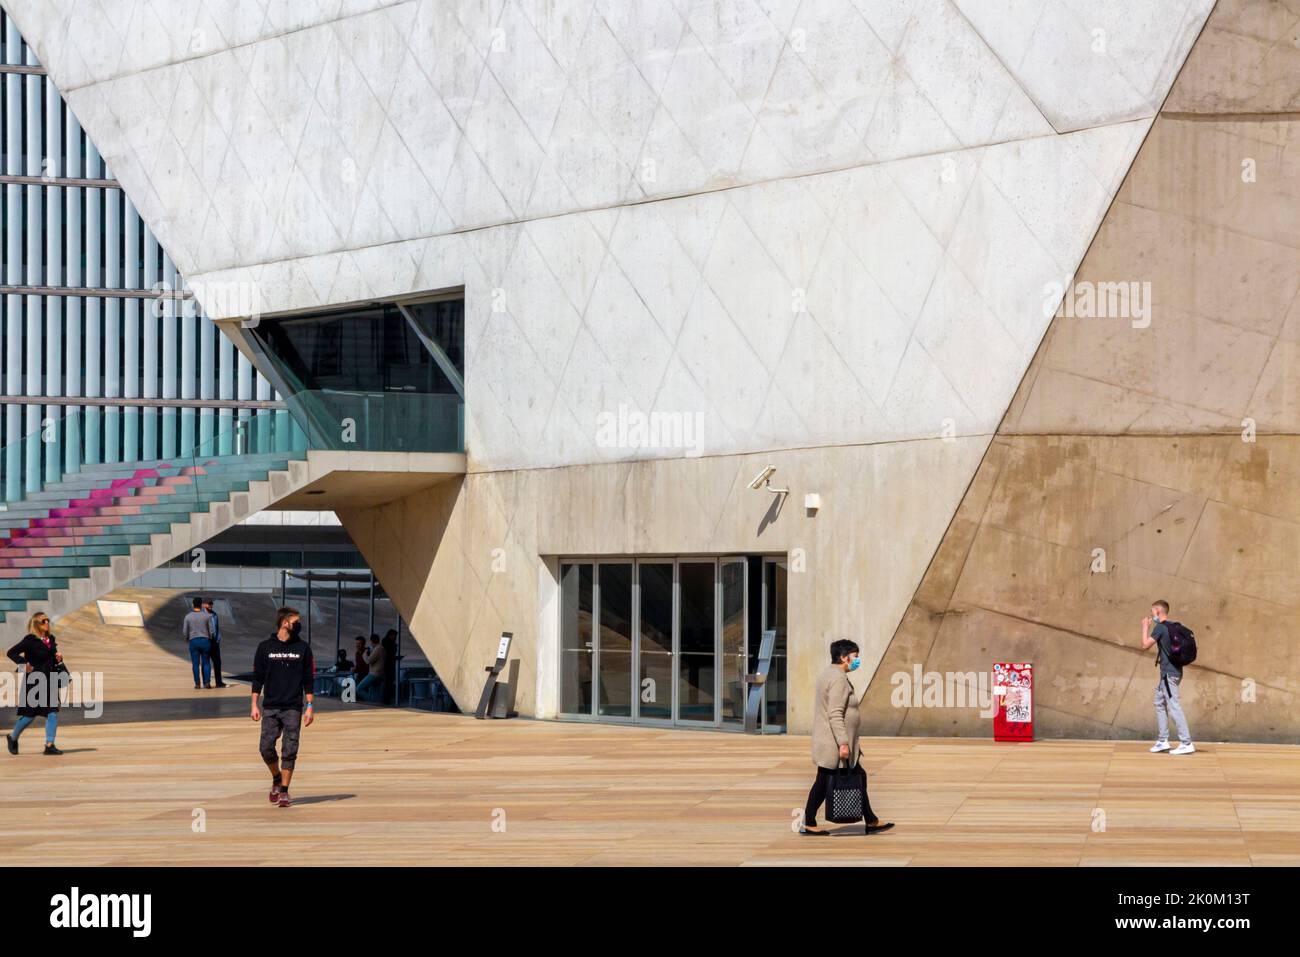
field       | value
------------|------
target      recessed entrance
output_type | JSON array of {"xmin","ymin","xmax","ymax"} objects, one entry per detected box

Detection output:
[{"xmin": 558, "ymin": 556, "xmax": 787, "ymax": 731}]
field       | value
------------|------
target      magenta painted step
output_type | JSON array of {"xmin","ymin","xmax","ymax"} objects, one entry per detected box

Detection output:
[
  {"xmin": 3, "ymin": 530, "xmax": 107, "ymax": 545},
  {"xmin": 48, "ymin": 504, "xmax": 147, "ymax": 518},
  {"xmin": 0, "ymin": 558, "xmax": 51, "ymax": 568},
  {"xmin": 30, "ymin": 515, "xmax": 130, "ymax": 529},
  {"xmin": 0, "ymin": 546, "xmax": 68, "ymax": 558},
  {"xmin": 3, "ymin": 538, "xmax": 102, "ymax": 550},
  {"xmin": 66, "ymin": 485, "xmax": 178, "ymax": 509},
  {"xmin": 5, "ymin": 525, "xmax": 112, "ymax": 540}
]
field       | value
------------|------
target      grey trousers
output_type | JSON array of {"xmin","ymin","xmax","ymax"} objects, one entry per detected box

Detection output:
[{"xmin": 1154, "ymin": 675, "xmax": 1191, "ymax": 746}]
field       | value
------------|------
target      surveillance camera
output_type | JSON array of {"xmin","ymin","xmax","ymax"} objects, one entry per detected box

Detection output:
[{"xmin": 748, "ymin": 465, "xmax": 777, "ymax": 490}]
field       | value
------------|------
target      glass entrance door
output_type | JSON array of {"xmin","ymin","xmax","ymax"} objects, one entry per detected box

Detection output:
[
  {"xmin": 676, "ymin": 560, "xmax": 716, "ymax": 724},
  {"xmin": 559, "ymin": 562, "xmax": 594, "ymax": 716},
  {"xmin": 760, "ymin": 558, "xmax": 788, "ymax": 731},
  {"xmin": 596, "ymin": 561, "xmax": 633, "ymax": 718},
  {"xmin": 636, "ymin": 561, "xmax": 674, "ymax": 721},
  {"xmin": 720, "ymin": 558, "xmax": 747, "ymax": 728},
  {"xmin": 558, "ymin": 555, "xmax": 786, "ymax": 731}
]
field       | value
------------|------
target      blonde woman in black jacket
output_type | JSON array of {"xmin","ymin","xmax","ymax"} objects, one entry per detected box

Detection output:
[{"xmin": 5, "ymin": 612, "xmax": 65, "ymax": 755}]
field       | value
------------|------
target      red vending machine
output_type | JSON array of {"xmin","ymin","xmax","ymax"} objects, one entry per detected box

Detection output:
[{"xmin": 992, "ymin": 662, "xmax": 1033, "ymax": 742}]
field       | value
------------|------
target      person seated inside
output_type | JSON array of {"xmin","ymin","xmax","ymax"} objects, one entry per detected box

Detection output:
[
  {"xmin": 356, "ymin": 635, "xmax": 385, "ymax": 703},
  {"xmin": 353, "ymin": 636, "xmax": 370, "ymax": 680}
]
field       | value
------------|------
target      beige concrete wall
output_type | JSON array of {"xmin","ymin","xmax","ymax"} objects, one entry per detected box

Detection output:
[
  {"xmin": 861, "ymin": 0, "xmax": 1300, "ymax": 743},
  {"xmin": 338, "ymin": 436, "xmax": 987, "ymax": 731},
  {"xmin": 861, "ymin": 435, "xmax": 1300, "ymax": 742}
]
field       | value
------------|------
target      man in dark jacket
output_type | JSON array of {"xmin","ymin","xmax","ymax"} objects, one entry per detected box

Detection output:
[
  {"xmin": 251, "ymin": 607, "xmax": 315, "ymax": 807},
  {"xmin": 202, "ymin": 597, "xmax": 228, "ymax": 688}
]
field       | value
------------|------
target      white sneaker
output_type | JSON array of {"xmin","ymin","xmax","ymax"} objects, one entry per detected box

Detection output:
[
  {"xmin": 1150, "ymin": 741, "xmax": 1171, "ymax": 753},
  {"xmin": 1171, "ymin": 743, "xmax": 1196, "ymax": 755}
]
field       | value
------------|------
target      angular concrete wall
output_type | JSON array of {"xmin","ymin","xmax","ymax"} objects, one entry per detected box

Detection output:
[
  {"xmin": 8, "ymin": 0, "xmax": 1217, "ymax": 728},
  {"xmin": 862, "ymin": 0, "xmax": 1300, "ymax": 742}
]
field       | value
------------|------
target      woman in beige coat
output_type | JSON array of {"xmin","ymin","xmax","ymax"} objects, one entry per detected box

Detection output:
[{"xmin": 802, "ymin": 639, "xmax": 893, "ymax": 835}]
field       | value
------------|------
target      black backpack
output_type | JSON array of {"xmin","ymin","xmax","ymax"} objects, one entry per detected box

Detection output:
[{"xmin": 1159, "ymin": 621, "xmax": 1198, "ymax": 668}]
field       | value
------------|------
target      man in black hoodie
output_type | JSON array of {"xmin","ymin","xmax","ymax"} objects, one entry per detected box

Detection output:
[{"xmin": 251, "ymin": 607, "xmax": 315, "ymax": 807}]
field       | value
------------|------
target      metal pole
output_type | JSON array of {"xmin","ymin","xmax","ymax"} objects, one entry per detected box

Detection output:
[
  {"xmin": 368, "ymin": 574, "xmax": 375, "ymax": 640},
  {"xmin": 280, "ymin": 569, "xmax": 286, "ymax": 608},
  {"xmin": 335, "ymin": 576, "xmax": 342, "ymax": 663},
  {"xmin": 305, "ymin": 574, "xmax": 312, "ymax": 649},
  {"xmin": 396, "ymin": 616, "xmax": 403, "ymax": 707}
]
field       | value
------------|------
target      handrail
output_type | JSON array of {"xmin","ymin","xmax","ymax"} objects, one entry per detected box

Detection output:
[{"xmin": 0, "ymin": 396, "xmax": 287, "ymax": 410}]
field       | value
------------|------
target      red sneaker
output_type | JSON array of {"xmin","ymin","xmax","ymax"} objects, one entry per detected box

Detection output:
[
  {"xmin": 277, "ymin": 791, "xmax": 292, "ymax": 808},
  {"xmin": 268, "ymin": 786, "xmax": 281, "ymax": 804}
]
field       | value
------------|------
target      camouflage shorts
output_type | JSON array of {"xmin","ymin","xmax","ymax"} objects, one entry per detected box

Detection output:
[{"xmin": 259, "ymin": 708, "xmax": 303, "ymax": 768}]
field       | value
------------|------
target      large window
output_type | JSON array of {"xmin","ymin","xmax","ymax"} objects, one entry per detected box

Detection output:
[
  {"xmin": 557, "ymin": 556, "xmax": 787, "ymax": 731},
  {"xmin": 245, "ymin": 296, "xmax": 464, "ymax": 452}
]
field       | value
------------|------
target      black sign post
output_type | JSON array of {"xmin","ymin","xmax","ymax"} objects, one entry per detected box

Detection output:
[
  {"xmin": 743, "ymin": 629, "xmax": 777, "ymax": 734},
  {"xmin": 474, "ymin": 632, "xmax": 514, "ymax": 719}
]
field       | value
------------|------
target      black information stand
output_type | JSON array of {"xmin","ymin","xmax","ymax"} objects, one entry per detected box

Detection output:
[
  {"xmin": 475, "ymin": 632, "xmax": 515, "ymax": 719},
  {"xmin": 743, "ymin": 629, "xmax": 777, "ymax": 734}
]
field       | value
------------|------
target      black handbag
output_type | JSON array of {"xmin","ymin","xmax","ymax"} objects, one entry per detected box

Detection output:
[{"xmin": 825, "ymin": 758, "xmax": 868, "ymax": 824}]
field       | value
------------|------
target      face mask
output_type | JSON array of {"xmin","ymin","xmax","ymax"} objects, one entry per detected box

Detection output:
[
  {"xmin": 290, "ymin": 620, "xmax": 302, "ymax": 638},
  {"xmin": 848, "ymin": 657, "xmax": 861, "ymax": 672}
]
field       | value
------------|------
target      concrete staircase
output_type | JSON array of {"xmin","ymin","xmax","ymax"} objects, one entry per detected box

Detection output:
[{"xmin": 0, "ymin": 452, "xmax": 313, "ymax": 642}]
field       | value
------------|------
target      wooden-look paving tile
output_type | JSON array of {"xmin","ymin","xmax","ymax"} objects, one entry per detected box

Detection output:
[{"xmin": 4, "ymin": 610, "xmax": 1300, "ymax": 865}]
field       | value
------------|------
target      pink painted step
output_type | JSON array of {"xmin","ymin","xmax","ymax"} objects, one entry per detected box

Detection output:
[
  {"xmin": 0, "ymin": 546, "xmax": 70, "ymax": 558},
  {"xmin": 64, "ymin": 485, "xmax": 179, "ymax": 511},
  {"xmin": 3, "ymin": 537, "xmax": 108, "ymax": 550},
  {"xmin": 30, "ymin": 514, "xmax": 133, "ymax": 529},
  {"xmin": 6, "ymin": 525, "xmax": 115, "ymax": 540}
]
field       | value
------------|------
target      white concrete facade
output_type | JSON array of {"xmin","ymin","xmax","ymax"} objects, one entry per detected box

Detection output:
[
  {"xmin": 5, "ymin": 0, "xmax": 1211, "ymax": 467},
  {"xmin": 4, "ymin": 0, "xmax": 1216, "ymax": 725}
]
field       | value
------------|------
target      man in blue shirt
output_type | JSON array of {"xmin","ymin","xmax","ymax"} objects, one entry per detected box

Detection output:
[
  {"xmin": 181, "ymin": 597, "xmax": 213, "ymax": 689},
  {"xmin": 1141, "ymin": 600, "xmax": 1194, "ymax": 755}
]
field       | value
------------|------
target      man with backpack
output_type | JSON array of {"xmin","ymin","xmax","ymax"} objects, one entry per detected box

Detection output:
[{"xmin": 1142, "ymin": 600, "xmax": 1195, "ymax": 755}]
